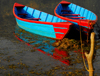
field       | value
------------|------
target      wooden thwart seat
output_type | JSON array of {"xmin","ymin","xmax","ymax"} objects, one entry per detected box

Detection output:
[
  {"xmin": 26, "ymin": 18, "xmax": 41, "ymax": 20},
  {"xmin": 69, "ymin": 17, "xmax": 85, "ymax": 19},
  {"xmin": 60, "ymin": 14, "xmax": 80, "ymax": 16}
]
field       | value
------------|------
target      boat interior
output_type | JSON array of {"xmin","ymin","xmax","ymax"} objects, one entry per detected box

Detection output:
[
  {"xmin": 15, "ymin": 6, "xmax": 67, "ymax": 23},
  {"xmin": 56, "ymin": 3, "xmax": 96, "ymax": 20}
]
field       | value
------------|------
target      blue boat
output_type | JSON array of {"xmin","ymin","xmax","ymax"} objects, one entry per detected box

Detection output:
[{"xmin": 13, "ymin": 3, "xmax": 73, "ymax": 40}]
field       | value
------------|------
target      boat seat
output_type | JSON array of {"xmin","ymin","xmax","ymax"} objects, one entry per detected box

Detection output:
[
  {"xmin": 26, "ymin": 18, "xmax": 41, "ymax": 21},
  {"xmin": 18, "ymin": 13, "xmax": 27, "ymax": 15},
  {"xmin": 60, "ymin": 14, "xmax": 80, "ymax": 16},
  {"xmin": 61, "ymin": 10, "xmax": 71, "ymax": 12},
  {"xmin": 69, "ymin": 17, "xmax": 85, "ymax": 19}
]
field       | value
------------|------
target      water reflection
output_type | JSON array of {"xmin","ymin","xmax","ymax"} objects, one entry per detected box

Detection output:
[
  {"xmin": 14, "ymin": 24, "xmax": 100, "ymax": 75},
  {"xmin": 14, "ymin": 24, "xmax": 70, "ymax": 65}
]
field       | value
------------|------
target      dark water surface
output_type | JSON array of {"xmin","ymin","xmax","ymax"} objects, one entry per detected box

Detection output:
[{"xmin": 0, "ymin": 0, "xmax": 100, "ymax": 76}]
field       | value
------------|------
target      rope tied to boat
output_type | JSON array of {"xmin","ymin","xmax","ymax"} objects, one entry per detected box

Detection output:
[{"xmin": 79, "ymin": 20, "xmax": 94, "ymax": 72}]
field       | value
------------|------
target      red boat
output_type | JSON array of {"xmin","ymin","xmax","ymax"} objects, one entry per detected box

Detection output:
[{"xmin": 54, "ymin": 0, "xmax": 98, "ymax": 36}]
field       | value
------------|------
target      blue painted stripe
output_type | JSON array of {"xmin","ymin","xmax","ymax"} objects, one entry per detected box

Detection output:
[
  {"xmin": 51, "ymin": 16, "xmax": 54, "ymax": 22},
  {"xmin": 55, "ymin": 32, "xmax": 64, "ymax": 34},
  {"xmin": 81, "ymin": 26, "xmax": 90, "ymax": 29},
  {"xmin": 45, "ymin": 14, "xmax": 48, "ymax": 22},
  {"xmin": 54, "ymin": 27, "xmax": 67, "ymax": 29},
  {"xmin": 83, "ymin": 31, "xmax": 88, "ymax": 33},
  {"xmin": 38, "ymin": 11, "xmax": 42, "ymax": 18},
  {"xmin": 32, "ymin": 9, "xmax": 35, "ymax": 16}
]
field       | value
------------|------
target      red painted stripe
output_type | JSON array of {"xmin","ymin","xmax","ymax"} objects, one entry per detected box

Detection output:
[
  {"xmin": 54, "ymin": 24, "xmax": 71, "ymax": 39},
  {"xmin": 60, "ymin": 1, "xmax": 71, "ymax": 5},
  {"xmin": 37, "ymin": 49, "xmax": 46, "ymax": 54},
  {"xmin": 54, "ymin": 28, "xmax": 68, "ymax": 34},
  {"xmin": 14, "ymin": 33, "xmax": 31, "ymax": 46},
  {"xmin": 52, "ymin": 48, "xmax": 70, "ymax": 65},
  {"xmin": 53, "ymin": 22, "xmax": 73, "ymax": 28},
  {"xmin": 15, "ymin": 3, "xmax": 25, "ymax": 7},
  {"xmin": 55, "ymin": 34, "xmax": 66, "ymax": 39}
]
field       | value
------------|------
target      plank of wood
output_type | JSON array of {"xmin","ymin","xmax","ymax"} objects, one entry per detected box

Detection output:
[
  {"xmin": 68, "ymin": 17, "xmax": 85, "ymax": 18},
  {"xmin": 26, "ymin": 18, "xmax": 41, "ymax": 20},
  {"xmin": 61, "ymin": 14, "xmax": 80, "ymax": 16}
]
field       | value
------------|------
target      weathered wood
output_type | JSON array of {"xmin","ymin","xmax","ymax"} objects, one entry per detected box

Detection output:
[{"xmin": 85, "ymin": 32, "xmax": 95, "ymax": 76}]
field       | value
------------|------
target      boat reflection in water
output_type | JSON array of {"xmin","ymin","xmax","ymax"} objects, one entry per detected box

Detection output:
[{"xmin": 14, "ymin": 24, "xmax": 70, "ymax": 65}]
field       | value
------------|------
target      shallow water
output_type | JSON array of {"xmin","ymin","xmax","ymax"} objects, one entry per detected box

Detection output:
[{"xmin": 0, "ymin": 0, "xmax": 100, "ymax": 75}]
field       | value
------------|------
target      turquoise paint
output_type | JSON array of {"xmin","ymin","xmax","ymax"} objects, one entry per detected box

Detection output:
[
  {"xmin": 71, "ymin": 4, "xmax": 76, "ymax": 13},
  {"xmin": 87, "ymin": 11, "xmax": 91, "ymax": 19},
  {"xmin": 15, "ymin": 25, "xmax": 56, "ymax": 55},
  {"xmin": 27, "ymin": 7, "xmax": 34, "ymax": 15},
  {"xmin": 83, "ymin": 9, "xmax": 88, "ymax": 19},
  {"xmin": 23, "ymin": 6, "xmax": 27, "ymax": 11},
  {"xmin": 75, "ymin": 6, "xmax": 81, "ymax": 14},
  {"xmin": 52, "ymin": 16, "xmax": 58, "ymax": 22},
  {"xmin": 54, "ymin": 27, "xmax": 67, "ymax": 29},
  {"xmin": 16, "ymin": 18, "xmax": 57, "ymax": 38},
  {"xmin": 55, "ymin": 32, "xmax": 64, "ymax": 34},
  {"xmin": 57, "ymin": 18, "xmax": 61, "ymax": 22},
  {"xmin": 79, "ymin": 8, "xmax": 85, "ymax": 17},
  {"xmin": 39, "ymin": 12, "xmax": 48, "ymax": 22},
  {"xmin": 33, "ymin": 9, "xmax": 40, "ymax": 18},
  {"xmin": 46, "ymin": 14, "xmax": 53, "ymax": 22}
]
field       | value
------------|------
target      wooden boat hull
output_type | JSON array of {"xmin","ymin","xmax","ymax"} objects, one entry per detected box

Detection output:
[
  {"xmin": 54, "ymin": 0, "xmax": 98, "ymax": 35},
  {"xmin": 13, "ymin": 3, "xmax": 73, "ymax": 40}
]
